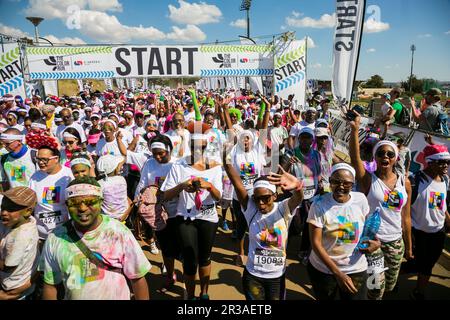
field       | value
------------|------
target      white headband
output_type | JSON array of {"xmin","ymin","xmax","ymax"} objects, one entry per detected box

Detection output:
[
  {"xmin": 63, "ymin": 132, "xmax": 78, "ymax": 140},
  {"xmin": 66, "ymin": 184, "xmax": 102, "ymax": 199},
  {"xmin": 373, "ymin": 140, "xmax": 399, "ymax": 160},
  {"xmin": 7, "ymin": 112, "xmax": 17, "ymax": 119},
  {"xmin": 191, "ymin": 133, "xmax": 207, "ymax": 140},
  {"xmin": 0, "ymin": 133, "xmax": 24, "ymax": 141},
  {"xmin": 70, "ymin": 157, "xmax": 92, "ymax": 168},
  {"xmin": 253, "ymin": 180, "xmax": 276, "ymax": 193},
  {"xmin": 102, "ymin": 119, "xmax": 117, "ymax": 129},
  {"xmin": 124, "ymin": 110, "xmax": 134, "ymax": 116},
  {"xmin": 330, "ymin": 163, "xmax": 356, "ymax": 180},
  {"xmin": 31, "ymin": 122, "xmax": 47, "ymax": 130},
  {"xmin": 151, "ymin": 142, "xmax": 169, "ymax": 151},
  {"xmin": 426, "ymin": 152, "xmax": 450, "ymax": 162}
]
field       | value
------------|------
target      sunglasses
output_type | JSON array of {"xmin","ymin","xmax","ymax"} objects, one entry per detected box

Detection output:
[
  {"xmin": 330, "ymin": 179, "xmax": 354, "ymax": 188},
  {"xmin": 6, "ymin": 118, "xmax": 15, "ymax": 121},
  {"xmin": 252, "ymin": 194, "xmax": 274, "ymax": 204},
  {"xmin": 63, "ymin": 140, "xmax": 77, "ymax": 145},
  {"xmin": 433, "ymin": 160, "xmax": 450, "ymax": 166},
  {"xmin": 67, "ymin": 198, "xmax": 100, "ymax": 208},
  {"xmin": 376, "ymin": 150, "xmax": 396, "ymax": 159},
  {"xmin": 36, "ymin": 156, "xmax": 58, "ymax": 164}
]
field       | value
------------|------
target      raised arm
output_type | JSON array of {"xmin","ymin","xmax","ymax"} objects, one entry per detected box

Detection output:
[
  {"xmin": 348, "ymin": 113, "xmax": 371, "ymax": 194},
  {"xmin": 223, "ymin": 145, "xmax": 249, "ymax": 211},
  {"xmin": 267, "ymin": 165, "xmax": 303, "ymax": 212}
]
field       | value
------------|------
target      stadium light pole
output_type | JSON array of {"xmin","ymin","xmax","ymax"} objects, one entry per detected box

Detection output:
[
  {"xmin": 409, "ymin": 44, "xmax": 416, "ymax": 93},
  {"xmin": 26, "ymin": 17, "xmax": 44, "ymax": 45},
  {"xmin": 239, "ymin": 0, "xmax": 253, "ymax": 92}
]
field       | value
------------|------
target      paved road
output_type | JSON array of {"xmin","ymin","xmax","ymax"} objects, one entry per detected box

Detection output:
[{"xmin": 141, "ymin": 221, "xmax": 450, "ymax": 300}]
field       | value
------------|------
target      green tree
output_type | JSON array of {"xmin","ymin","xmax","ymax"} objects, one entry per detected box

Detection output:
[
  {"xmin": 401, "ymin": 75, "xmax": 423, "ymax": 93},
  {"xmin": 364, "ymin": 74, "xmax": 384, "ymax": 88}
]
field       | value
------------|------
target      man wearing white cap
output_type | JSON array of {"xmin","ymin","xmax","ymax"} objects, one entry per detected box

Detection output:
[
  {"xmin": 288, "ymin": 107, "xmax": 317, "ymax": 149},
  {"xmin": 0, "ymin": 128, "xmax": 37, "ymax": 191}
]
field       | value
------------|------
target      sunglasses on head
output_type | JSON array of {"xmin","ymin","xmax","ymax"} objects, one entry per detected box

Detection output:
[{"xmin": 376, "ymin": 150, "xmax": 396, "ymax": 159}]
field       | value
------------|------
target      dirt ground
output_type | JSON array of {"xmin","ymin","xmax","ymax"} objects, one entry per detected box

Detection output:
[{"xmin": 141, "ymin": 217, "xmax": 450, "ymax": 300}]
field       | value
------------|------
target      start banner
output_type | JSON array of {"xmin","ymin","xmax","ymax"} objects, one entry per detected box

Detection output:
[{"xmin": 26, "ymin": 44, "xmax": 274, "ymax": 80}]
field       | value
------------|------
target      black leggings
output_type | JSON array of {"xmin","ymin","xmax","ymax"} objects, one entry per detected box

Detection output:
[
  {"xmin": 176, "ymin": 216, "xmax": 218, "ymax": 276},
  {"xmin": 242, "ymin": 268, "xmax": 286, "ymax": 300},
  {"xmin": 232, "ymin": 199, "xmax": 248, "ymax": 241},
  {"xmin": 412, "ymin": 227, "xmax": 446, "ymax": 276}
]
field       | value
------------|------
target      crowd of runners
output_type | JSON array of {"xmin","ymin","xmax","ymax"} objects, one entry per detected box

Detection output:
[{"xmin": 0, "ymin": 86, "xmax": 448, "ymax": 300}]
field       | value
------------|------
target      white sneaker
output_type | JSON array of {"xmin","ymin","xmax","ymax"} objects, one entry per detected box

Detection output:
[
  {"xmin": 150, "ymin": 241, "xmax": 159, "ymax": 255},
  {"xmin": 161, "ymin": 263, "xmax": 167, "ymax": 275}
]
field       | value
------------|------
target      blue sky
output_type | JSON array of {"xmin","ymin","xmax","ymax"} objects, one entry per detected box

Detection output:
[{"xmin": 1, "ymin": 0, "xmax": 449, "ymax": 82}]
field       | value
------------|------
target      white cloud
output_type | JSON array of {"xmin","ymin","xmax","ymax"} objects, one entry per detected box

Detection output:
[
  {"xmin": 305, "ymin": 37, "xmax": 316, "ymax": 48},
  {"xmin": 42, "ymin": 34, "xmax": 86, "ymax": 45},
  {"xmin": 366, "ymin": 48, "xmax": 376, "ymax": 53},
  {"xmin": 167, "ymin": 24, "xmax": 206, "ymax": 42},
  {"xmin": 418, "ymin": 33, "xmax": 432, "ymax": 38},
  {"xmin": 168, "ymin": 0, "xmax": 222, "ymax": 25},
  {"xmin": 286, "ymin": 12, "xmax": 336, "ymax": 28},
  {"xmin": 0, "ymin": 23, "xmax": 86, "ymax": 45},
  {"xmin": 77, "ymin": 10, "xmax": 166, "ymax": 43},
  {"xmin": 446, "ymin": 30, "xmax": 450, "ymax": 35},
  {"xmin": 23, "ymin": 0, "xmax": 122, "ymax": 19},
  {"xmin": 311, "ymin": 63, "xmax": 322, "ymax": 68},
  {"xmin": 363, "ymin": 18, "xmax": 390, "ymax": 33},
  {"xmin": 280, "ymin": 25, "xmax": 286, "ymax": 30},
  {"xmin": 291, "ymin": 11, "xmax": 302, "ymax": 18},
  {"xmin": 0, "ymin": 23, "xmax": 29, "ymax": 38},
  {"xmin": 230, "ymin": 19, "xmax": 247, "ymax": 29}
]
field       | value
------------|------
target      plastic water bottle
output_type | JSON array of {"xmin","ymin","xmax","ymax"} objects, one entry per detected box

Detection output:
[{"xmin": 355, "ymin": 207, "xmax": 381, "ymax": 251}]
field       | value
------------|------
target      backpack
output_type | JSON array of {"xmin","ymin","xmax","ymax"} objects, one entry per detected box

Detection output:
[
  {"xmin": 397, "ymin": 103, "xmax": 411, "ymax": 126},
  {"xmin": 137, "ymin": 185, "xmax": 168, "ymax": 231},
  {"xmin": 434, "ymin": 110, "xmax": 449, "ymax": 136},
  {"xmin": 410, "ymin": 171, "xmax": 449, "ymax": 205}
]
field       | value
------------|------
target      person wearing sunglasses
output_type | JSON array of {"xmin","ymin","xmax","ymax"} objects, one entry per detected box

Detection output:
[
  {"xmin": 60, "ymin": 128, "xmax": 83, "ymax": 168},
  {"xmin": 39, "ymin": 176, "xmax": 151, "ymax": 300},
  {"xmin": 408, "ymin": 144, "xmax": 450, "ymax": 300},
  {"xmin": 161, "ymin": 124, "xmax": 222, "ymax": 300},
  {"xmin": 28, "ymin": 145, "xmax": 74, "ymax": 242},
  {"xmin": 348, "ymin": 113, "xmax": 413, "ymax": 300},
  {"xmin": 0, "ymin": 128, "xmax": 37, "ymax": 191},
  {"xmin": 224, "ymin": 149, "xmax": 304, "ymax": 300},
  {"xmin": 5, "ymin": 111, "xmax": 24, "ymax": 133},
  {"xmin": 307, "ymin": 163, "xmax": 381, "ymax": 300},
  {"xmin": 55, "ymin": 108, "xmax": 87, "ymax": 147}
]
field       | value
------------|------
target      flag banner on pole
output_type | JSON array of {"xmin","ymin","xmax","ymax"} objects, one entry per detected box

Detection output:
[
  {"xmin": 0, "ymin": 43, "xmax": 26, "ymax": 97},
  {"xmin": 77, "ymin": 79, "xmax": 84, "ymax": 92},
  {"xmin": 274, "ymin": 39, "xmax": 307, "ymax": 107},
  {"xmin": 104, "ymin": 78, "xmax": 112, "ymax": 90},
  {"xmin": 332, "ymin": 0, "xmax": 366, "ymax": 106}
]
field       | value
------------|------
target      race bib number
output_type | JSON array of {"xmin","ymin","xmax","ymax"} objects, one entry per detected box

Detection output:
[
  {"xmin": 367, "ymin": 254, "xmax": 385, "ymax": 274},
  {"xmin": 253, "ymin": 248, "xmax": 285, "ymax": 272},
  {"xmin": 199, "ymin": 204, "xmax": 215, "ymax": 217},
  {"xmin": 38, "ymin": 211, "xmax": 63, "ymax": 227},
  {"xmin": 303, "ymin": 183, "xmax": 316, "ymax": 200},
  {"xmin": 241, "ymin": 174, "xmax": 257, "ymax": 188}
]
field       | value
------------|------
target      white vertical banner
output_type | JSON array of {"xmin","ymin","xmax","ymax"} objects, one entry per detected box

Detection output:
[
  {"xmin": 331, "ymin": 0, "xmax": 366, "ymax": 105},
  {"xmin": 142, "ymin": 78, "xmax": 148, "ymax": 91},
  {"xmin": 115, "ymin": 78, "xmax": 125, "ymax": 89},
  {"xmin": 42, "ymin": 80, "xmax": 58, "ymax": 96},
  {"xmin": 0, "ymin": 43, "xmax": 26, "ymax": 97},
  {"xmin": 237, "ymin": 77, "xmax": 245, "ymax": 90},
  {"xmin": 104, "ymin": 78, "xmax": 113, "ymax": 90},
  {"xmin": 76, "ymin": 79, "xmax": 84, "ymax": 92},
  {"xmin": 130, "ymin": 78, "xmax": 136, "ymax": 90},
  {"xmin": 274, "ymin": 39, "xmax": 307, "ymax": 106},
  {"xmin": 249, "ymin": 76, "xmax": 263, "ymax": 93}
]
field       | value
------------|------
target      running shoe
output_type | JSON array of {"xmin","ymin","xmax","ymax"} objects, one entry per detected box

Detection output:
[{"xmin": 149, "ymin": 241, "xmax": 159, "ymax": 255}]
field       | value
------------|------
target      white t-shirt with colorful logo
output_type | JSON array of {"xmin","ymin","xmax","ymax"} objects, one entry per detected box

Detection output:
[
  {"xmin": 39, "ymin": 215, "xmax": 152, "ymax": 300},
  {"xmin": 307, "ymin": 192, "xmax": 370, "ymax": 275},
  {"xmin": 1, "ymin": 148, "xmax": 36, "ymax": 188},
  {"xmin": 244, "ymin": 199, "xmax": 293, "ymax": 279},
  {"xmin": 29, "ymin": 166, "xmax": 74, "ymax": 240},
  {"xmin": 411, "ymin": 173, "xmax": 448, "ymax": 233}
]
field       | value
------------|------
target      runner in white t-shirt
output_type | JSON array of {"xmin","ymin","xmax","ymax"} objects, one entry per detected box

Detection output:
[
  {"xmin": 29, "ymin": 146, "xmax": 74, "ymax": 240},
  {"xmin": 307, "ymin": 163, "xmax": 380, "ymax": 300},
  {"xmin": 224, "ymin": 152, "xmax": 304, "ymax": 300},
  {"xmin": 161, "ymin": 125, "xmax": 222, "ymax": 300}
]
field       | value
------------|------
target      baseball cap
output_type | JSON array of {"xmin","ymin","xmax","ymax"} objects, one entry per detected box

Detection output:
[
  {"xmin": 425, "ymin": 88, "xmax": 442, "ymax": 96},
  {"xmin": 1, "ymin": 187, "xmax": 37, "ymax": 208},
  {"xmin": 314, "ymin": 127, "xmax": 329, "ymax": 137}
]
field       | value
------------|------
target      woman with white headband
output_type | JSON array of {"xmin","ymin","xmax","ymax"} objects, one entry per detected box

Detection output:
[
  {"xmin": 94, "ymin": 119, "xmax": 127, "ymax": 163},
  {"xmin": 224, "ymin": 153, "xmax": 304, "ymax": 300},
  {"xmin": 348, "ymin": 113, "xmax": 412, "ymax": 300},
  {"xmin": 161, "ymin": 123, "xmax": 223, "ymax": 300},
  {"xmin": 307, "ymin": 163, "xmax": 380, "ymax": 300},
  {"xmin": 70, "ymin": 152, "xmax": 95, "ymax": 179},
  {"xmin": 60, "ymin": 127, "xmax": 83, "ymax": 168}
]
